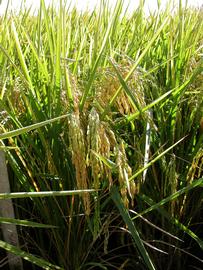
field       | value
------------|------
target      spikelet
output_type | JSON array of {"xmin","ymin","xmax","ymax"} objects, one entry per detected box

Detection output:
[
  {"xmin": 98, "ymin": 123, "xmax": 116, "ymax": 187},
  {"xmin": 165, "ymin": 154, "xmax": 177, "ymax": 216},
  {"xmin": 8, "ymin": 78, "xmax": 26, "ymax": 116},
  {"xmin": 115, "ymin": 140, "xmax": 136, "ymax": 207},
  {"xmin": 87, "ymin": 108, "xmax": 115, "ymax": 188},
  {"xmin": 186, "ymin": 148, "xmax": 203, "ymax": 183},
  {"xmin": 180, "ymin": 148, "xmax": 203, "ymax": 217},
  {"xmin": 87, "ymin": 108, "xmax": 138, "ymax": 207},
  {"xmin": 68, "ymin": 112, "xmax": 90, "ymax": 215},
  {"xmin": 87, "ymin": 108, "xmax": 101, "ymax": 189},
  {"xmin": 96, "ymin": 64, "xmax": 146, "ymax": 116}
]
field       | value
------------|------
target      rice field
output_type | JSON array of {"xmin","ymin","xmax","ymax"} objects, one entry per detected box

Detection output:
[{"xmin": 0, "ymin": 0, "xmax": 203, "ymax": 269}]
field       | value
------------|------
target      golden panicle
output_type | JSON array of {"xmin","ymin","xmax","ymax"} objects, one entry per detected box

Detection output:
[
  {"xmin": 87, "ymin": 108, "xmax": 114, "ymax": 189},
  {"xmin": 180, "ymin": 148, "xmax": 203, "ymax": 217},
  {"xmin": 96, "ymin": 64, "xmax": 146, "ymax": 116},
  {"xmin": 61, "ymin": 72, "xmax": 82, "ymax": 114},
  {"xmin": 186, "ymin": 148, "xmax": 203, "ymax": 183},
  {"xmin": 87, "ymin": 108, "xmax": 101, "ymax": 189},
  {"xmin": 68, "ymin": 112, "xmax": 90, "ymax": 215},
  {"xmin": 115, "ymin": 141, "xmax": 136, "ymax": 207},
  {"xmin": 66, "ymin": 65, "xmax": 142, "ymax": 211},
  {"xmin": 8, "ymin": 79, "xmax": 26, "ymax": 115},
  {"xmin": 98, "ymin": 123, "xmax": 114, "ymax": 187}
]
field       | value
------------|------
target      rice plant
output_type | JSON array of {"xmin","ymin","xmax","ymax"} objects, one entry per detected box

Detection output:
[{"xmin": 0, "ymin": 0, "xmax": 202, "ymax": 269}]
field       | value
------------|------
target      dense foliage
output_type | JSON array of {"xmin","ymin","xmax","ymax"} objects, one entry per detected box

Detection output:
[{"xmin": 0, "ymin": 0, "xmax": 202, "ymax": 269}]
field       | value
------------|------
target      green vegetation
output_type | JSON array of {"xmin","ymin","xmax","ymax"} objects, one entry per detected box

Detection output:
[{"xmin": 0, "ymin": 0, "xmax": 202, "ymax": 269}]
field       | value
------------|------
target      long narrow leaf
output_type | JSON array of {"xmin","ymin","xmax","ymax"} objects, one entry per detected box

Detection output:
[
  {"xmin": 0, "ymin": 114, "xmax": 69, "ymax": 140},
  {"xmin": 0, "ymin": 240, "xmax": 63, "ymax": 270},
  {"xmin": 0, "ymin": 189, "xmax": 95, "ymax": 200},
  {"xmin": 0, "ymin": 217, "xmax": 57, "ymax": 228},
  {"xmin": 139, "ymin": 193, "xmax": 203, "ymax": 249},
  {"xmin": 11, "ymin": 20, "xmax": 34, "ymax": 93},
  {"xmin": 111, "ymin": 187, "xmax": 156, "ymax": 270},
  {"xmin": 102, "ymin": 15, "xmax": 169, "ymax": 117},
  {"xmin": 133, "ymin": 178, "xmax": 203, "ymax": 220},
  {"xmin": 129, "ymin": 137, "xmax": 185, "ymax": 181}
]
